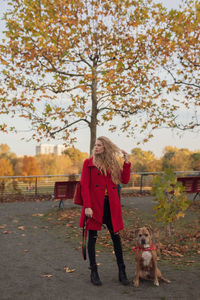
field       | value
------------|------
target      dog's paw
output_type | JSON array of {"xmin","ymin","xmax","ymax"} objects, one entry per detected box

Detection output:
[
  {"xmin": 154, "ymin": 280, "xmax": 159, "ymax": 286},
  {"xmin": 134, "ymin": 280, "xmax": 139, "ymax": 288}
]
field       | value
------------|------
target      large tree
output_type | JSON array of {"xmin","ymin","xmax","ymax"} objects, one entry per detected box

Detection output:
[
  {"xmin": 0, "ymin": 0, "xmax": 174, "ymax": 153},
  {"xmin": 160, "ymin": 0, "xmax": 200, "ymax": 131}
]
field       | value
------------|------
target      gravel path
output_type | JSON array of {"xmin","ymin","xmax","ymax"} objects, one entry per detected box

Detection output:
[{"xmin": 0, "ymin": 198, "xmax": 199, "ymax": 300}]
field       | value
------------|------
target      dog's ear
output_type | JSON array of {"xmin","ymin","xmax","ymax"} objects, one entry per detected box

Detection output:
[{"xmin": 145, "ymin": 225, "xmax": 153, "ymax": 236}]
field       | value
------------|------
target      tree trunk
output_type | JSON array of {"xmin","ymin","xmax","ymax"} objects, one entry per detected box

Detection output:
[
  {"xmin": 89, "ymin": 63, "xmax": 98, "ymax": 155},
  {"xmin": 167, "ymin": 223, "xmax": 174, "ymax": 237}
]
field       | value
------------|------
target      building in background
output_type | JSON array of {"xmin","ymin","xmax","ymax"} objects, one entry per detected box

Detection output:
[{"xmin": 36, "ymin": 144, "xmax": 66, "ymax": 155}]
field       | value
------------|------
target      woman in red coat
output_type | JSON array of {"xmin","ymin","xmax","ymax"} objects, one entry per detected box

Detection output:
[{"xmin": 79, "ymin": 136, "xmax": 131, "ymax": 286}]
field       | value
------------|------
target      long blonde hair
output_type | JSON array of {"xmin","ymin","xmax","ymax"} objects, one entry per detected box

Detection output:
[{"xmin": 92, "ymin": 136, "xmax": 121, "ymax": 184}]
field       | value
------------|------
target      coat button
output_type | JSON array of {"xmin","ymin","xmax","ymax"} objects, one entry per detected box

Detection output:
[
  {"xmin": 112, "ymin": 187, "xmax": 115, "ymax": 189},
  {"xmin": 96, "ymin": 184, "xmax": 99, "ymax": 187},
  {"xmin": 97, "ymin": 173, "xmax": 100, "ymax": 175}
]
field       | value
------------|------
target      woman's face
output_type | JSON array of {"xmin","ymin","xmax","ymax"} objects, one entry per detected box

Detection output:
[{"xmin": 94, "ymin": 139, "xmax": 104, "ymax": 155}]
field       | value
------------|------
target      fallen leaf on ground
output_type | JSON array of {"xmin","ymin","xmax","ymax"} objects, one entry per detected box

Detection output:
[
  {"xmin": 64, "ymin": 267, "xmax": 76, "ymax": 273},
  {"xmin": 18, "ymin": 226, "xmax": 25, "ymax": 230},
  {"xmin": 0, "ymin": 224, "xmax": 7, "ymax": 229},
  {"xmin": 2, "ymin": 230, "xmax": 9, "ymax": 234},
  {"xmin": 32, "ymin": 213, "xmax": 44, "ymax": 217},
  {"xmin": 40, "ymin": 274, "xmax": 53, "ymax": 278}
]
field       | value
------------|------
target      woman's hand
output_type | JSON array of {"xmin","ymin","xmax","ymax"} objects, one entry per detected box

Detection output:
[
  {"xmin": 121, "ymin": 150, "xmax": 129, "ymax": 163},
  {"xmin": 85, "ymin": 207, "xmax": 93, "ymax": 218}
]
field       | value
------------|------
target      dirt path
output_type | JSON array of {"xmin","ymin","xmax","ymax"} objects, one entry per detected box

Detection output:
[{"xmin": 0, "ymin": 198, "xmax": 199, "ymax": 300}]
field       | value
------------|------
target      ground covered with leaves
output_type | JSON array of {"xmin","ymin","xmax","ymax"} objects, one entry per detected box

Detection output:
[
  {"xmin": 1, "ymin": 198, "xmax": 199, "ymax": 300},
  {"xmin": 43, "ymin": 199, "xmax": 200, "ymax": 268}
]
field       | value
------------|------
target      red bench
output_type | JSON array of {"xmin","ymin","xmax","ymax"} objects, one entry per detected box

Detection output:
[
  {"xmin": 177, "ymin": 176, "xmax": 200, "ymax": 200},
  {"xmin": 54, "ymin": 181, "xmax": 79, "ymax": 209}
]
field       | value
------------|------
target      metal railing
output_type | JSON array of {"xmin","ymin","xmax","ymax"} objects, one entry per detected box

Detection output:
[
  {"xmin": 0, "ymin": 171, "xmax": 200, "ymax": 200},
  {"xmin": 0, "ymin": 174, "xmax": 80, "ymax": 199}
]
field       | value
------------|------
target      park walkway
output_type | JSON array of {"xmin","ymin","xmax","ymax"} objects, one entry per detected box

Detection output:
[{"xmin": 0, "ymin": 197, "xmax": 199, "ymax": 300}]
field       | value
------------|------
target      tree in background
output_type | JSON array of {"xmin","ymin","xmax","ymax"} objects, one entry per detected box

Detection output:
[
  {"xmin": 53, "ymin": 155, "xmax": 74, "ymax": 175},
  {"xmin": 0, "ymin": 144, "xmax": 11, "ymax": 155},
  {"xmin": 190, "ymin": 152, "xmax": 200, "ymax": 171},
  {"xmin": 36, "ymin": 153, "xmax": 80, "ymax": 175},
  {"xmin": 130, "ymin": 147, "xmax": 162, "ymax": 172},
  {"xmin": 0, "ymin": 0, "xmax": 176, "ymax": 153},
  {"xmin": 0, "ymin": 157, "xmax": 14, "ymax": 198},
  {"xmin": 0, "ymin": 157, "xmax": 14, "ymax": 176},
  {"xmin": 64, "ymin": 147, "xmax": 88, "ymax": 172},
  {"xmin": 0, "ymin": 144, "xmax": 19, "ymax": 175},
  {"xmin": 0, "ymin": 143, "xmax": 199, "ymax": 176},
  {"xmin": 35, "ymin": 154, "xmax": 57, "ymax": 175},
  {"xmin": 21, "ymin": 156, "xmax": 41, "ymax": 176},
  {"xmin": 0, "ymin": 144, "xmax": 16, "ymax": 160},
  {"xmin": 36, "ymin": 154, "xmax": 73, "ymax": 175},
  {"xmin": 162, "ymin": 146, "xmax": 191, "ymax": 171}
]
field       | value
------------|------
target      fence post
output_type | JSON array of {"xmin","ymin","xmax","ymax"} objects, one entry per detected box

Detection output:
[
  {"xmin": 140, "ymin": 174, "xmax": 143, "ymax": 194},
  {"xmin": 35, "ymin": 177, "xmax": 38, "ymax": 196}
]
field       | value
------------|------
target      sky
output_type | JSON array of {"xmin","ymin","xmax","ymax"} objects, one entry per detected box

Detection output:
[{"xmin": 0, "ymin": 0, "xmax": 200, "ymax": 158}]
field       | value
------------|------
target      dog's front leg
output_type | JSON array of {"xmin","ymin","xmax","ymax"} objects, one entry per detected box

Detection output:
[
  {"xmin": 134, "ymin": 260, "xmax": 140, "ymax": 287},
  {"xmin": 152, "ymin": 253, "xmax": 159, "ymax": 286}
]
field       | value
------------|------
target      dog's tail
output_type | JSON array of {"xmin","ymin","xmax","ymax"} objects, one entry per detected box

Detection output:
[{"xmin": 160, "ymin": 276, "xmax": 170, "ymax": 283}]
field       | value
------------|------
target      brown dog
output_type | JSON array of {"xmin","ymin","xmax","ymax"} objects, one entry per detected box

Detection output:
[{"xmin": 133, "ymin": 226, "xmax": 170, "ymax": 287}]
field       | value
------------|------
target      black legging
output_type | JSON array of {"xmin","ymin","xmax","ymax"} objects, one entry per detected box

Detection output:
[{"xmin": 88, "ymin": 196, "xmax": 124, "ymax": 267}]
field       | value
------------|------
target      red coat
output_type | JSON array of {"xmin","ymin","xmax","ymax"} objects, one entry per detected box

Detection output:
[{"xmin": 79, "ymin": 157, "xmax": 131, "ymax": 233}]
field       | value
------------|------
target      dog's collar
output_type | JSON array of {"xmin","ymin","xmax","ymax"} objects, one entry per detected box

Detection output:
[{"xmin": 132, "ymin": 243, "xmax": 156, "ymax": 253}]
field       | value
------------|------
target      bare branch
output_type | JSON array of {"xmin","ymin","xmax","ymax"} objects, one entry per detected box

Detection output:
[
  {"xmin": 163, "ymin": 67, "xmax": 200, "ymax": 89},
  {"xmin": 78, "ymin": 53, "xmax": 92, "ymax": 68},
  {"xmin": 40, "ymin": 54, "xmax": 84, "ymax": 77},
  {"xmin": 98, "ymin": 105, "xmax": 142, "ymax": 115},
  {"xmin": 49, "ymin": 118, "xmax": 90, "ymax": 136}
]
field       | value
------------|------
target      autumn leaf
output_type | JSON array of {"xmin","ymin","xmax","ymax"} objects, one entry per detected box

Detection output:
[
  {"xmin": 64, "ymin": 267, "xmax": 76, "ymax": 273},
  {"xmin": 12, "ymin": 220, "xmax": 19, "ymax": 223},
  {"xmin": 0, "ymin": 224, "xmax": 7, "ymax": 229},
  {"xmin": 18, "ymin": 226, "xmax": 25, "ymax": 230},
  {"xmin": 40, "ymin": 274, "xmax": 53, "ymax": 278},
  {"xmin": 32, "ymin": 213, "xmax": 44, "ymax": 217}
]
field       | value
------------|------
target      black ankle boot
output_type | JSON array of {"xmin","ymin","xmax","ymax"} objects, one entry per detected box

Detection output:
[
  {"xmin": 118, "ymin": 263, "xmax": 129, "ymax": 285},
  {"xmin": 90, "ymin": 265, "xmax": 102, "ymax": 286}
]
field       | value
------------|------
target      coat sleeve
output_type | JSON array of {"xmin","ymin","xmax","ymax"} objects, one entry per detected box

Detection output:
[
  {"xmin": 80, "ymin": 159, "xmax": 92, "ymax": 208},
  {"xmin": 120, "ymin": 162, "xmax": 131, "ymax": 184}
]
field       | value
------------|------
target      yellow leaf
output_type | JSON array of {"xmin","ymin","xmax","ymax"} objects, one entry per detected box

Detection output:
[
  {"xmin": 32, "ymin": 213, "xmax": 44, "ymax": 217},
  {"xmin": 177, "ymin": 212, "xmax": 185, "ymax": 219},
  {"xmin": 64, "ymin": 267, "xmax": 76, "ymax": 273}
]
